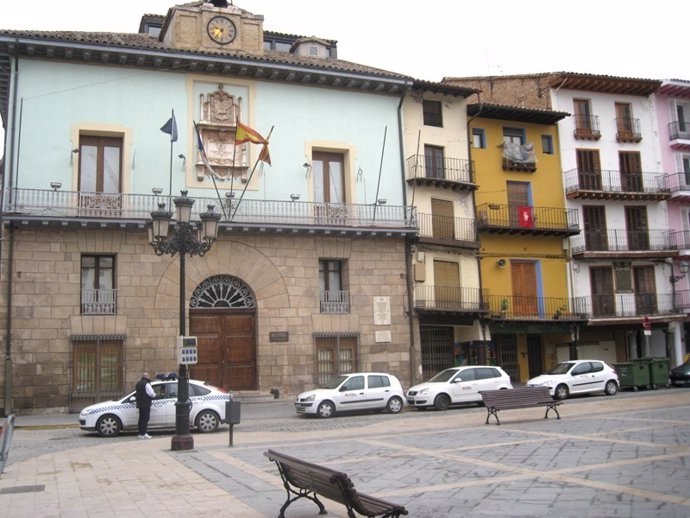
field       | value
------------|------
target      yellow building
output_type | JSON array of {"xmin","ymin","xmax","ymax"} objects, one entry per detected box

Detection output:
[{"xmin": 469, "ymin": 103, "xmax": 582, "ymax": 383}]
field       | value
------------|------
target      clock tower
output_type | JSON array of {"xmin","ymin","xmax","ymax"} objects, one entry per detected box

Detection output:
[{"xmin": 160, "ymin": 1, "xmax": 264, "ymax": 54}]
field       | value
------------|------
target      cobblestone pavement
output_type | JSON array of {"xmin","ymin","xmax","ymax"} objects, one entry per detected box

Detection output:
[{"xmin": 1, "ymin": 389, "xmax": 690, "ymax": 517}]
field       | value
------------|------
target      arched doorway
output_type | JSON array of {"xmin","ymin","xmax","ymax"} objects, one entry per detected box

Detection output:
[{"xmin": 188, "ymin": 275, "xmax": 257, "ymax": 391}]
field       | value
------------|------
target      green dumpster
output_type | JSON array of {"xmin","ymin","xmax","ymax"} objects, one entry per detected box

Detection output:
[
  {"xmin": 614, "ymin": 362, "xmax": 650, "ymax": 391},
  {"xmin": 648, "ymin": 358, "xmax": 670, "ymax": 389}
]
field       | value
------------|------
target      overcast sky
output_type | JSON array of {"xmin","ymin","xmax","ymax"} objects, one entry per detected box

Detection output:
[{"xmin": 1, "ymin": 0, "xmax": 688, "ymax": 82}]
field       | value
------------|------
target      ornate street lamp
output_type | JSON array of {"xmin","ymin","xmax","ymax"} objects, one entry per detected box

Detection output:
[{"xmin": 148, "ymin": 191, "xmax": 220, "ymax": 451}]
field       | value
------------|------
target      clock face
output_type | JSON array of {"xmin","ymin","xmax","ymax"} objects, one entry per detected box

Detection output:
[{"xmin": 207, "ymin": 16, "xmax": 237, "ymax": 44}]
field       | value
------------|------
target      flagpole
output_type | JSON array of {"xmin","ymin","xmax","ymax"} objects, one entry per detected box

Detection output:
[
  {"xmin": 168, "ymin": 139, "xmax": 173, "ymax": 208},
  {"xmin": 231, "ymin": 126, "xmax": 274, "ymax": 221}
]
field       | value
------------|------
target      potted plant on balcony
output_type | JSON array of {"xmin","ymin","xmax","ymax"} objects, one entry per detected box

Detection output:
[
  {"xmin": 500, "ymin": 298, "xmax": 509, "ymax": 318},
  {"xmin": 553, "ymin": 304, "xmax": 568, "ymax": 319}
]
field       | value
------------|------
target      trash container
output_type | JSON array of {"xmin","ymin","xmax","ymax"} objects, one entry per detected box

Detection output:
[
  {"xmin": 614, "ymin": 362, "xmax": 650, "ymax": 391},
  {"xmin": 648, "ymin": 358, "xmax": 670, "ymax": 389}
]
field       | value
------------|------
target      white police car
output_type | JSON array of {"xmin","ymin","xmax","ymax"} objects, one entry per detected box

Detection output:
[{"xmin": 79, "ymin": 378, "xmax": 232, "ymax": 437}]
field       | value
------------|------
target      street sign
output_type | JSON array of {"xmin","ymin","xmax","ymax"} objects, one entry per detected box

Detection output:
[{"xmin": 643, "ymin": 317, "xmax": 652, "ymax": 336}]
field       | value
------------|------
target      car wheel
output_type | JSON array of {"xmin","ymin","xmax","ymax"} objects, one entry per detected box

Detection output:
[
  {"xmin": 433, "ymin": 393, "xmax": 451, "ymax": 411},
  {"xmin": 386, "ymin": 396, "xmax": 403, "ymax": 414},
  {"xmin": 195, "ymin": 410, "xmax": 220, "ymax": 433},
  {"xmin": 554, "ymin": 384, "xmax": 569, "ymax": 400},
  {"xmin": 96, "ymin": 414, "xmax": 122, "ymax": 437},
  {"xmin": 317, "ymin": 400, "xmax": 335, "ymax": 418},
  {"xmin": 604, "ymin": 380, "xmax": 618, "ymax": 396}
]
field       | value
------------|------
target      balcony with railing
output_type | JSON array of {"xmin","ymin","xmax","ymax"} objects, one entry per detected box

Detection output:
[
  {"xmin": 476, "ymin": 203, "xmax": 579, "ymax": 236},
  {"xmin": 487, "ymin": 295, "xmax": 589, "ymax": 321},
  {"xmin": 405, "ymin": 155, "xmax": 475, "ymax": 191},
  {"xmin": 583, "ymin": 292, "xmax": 676, "ymax": 319},
  {"xmin": 673, "ymin": 289, "xmax": 690, "ymax": 313},
  {"xmin": 668, "ymin": 121, "xmax": 690, "ymax": 149},
  {"xmin": 501, "ymin": 142, "xmax": 536, "ymax": 172},
  {"xmin": 670, "ymin": 230, "xmax": 690, "ymax": 254},
  {"xmin": 320, "ymin": 290, "xmax": 350, "ymax": 314},
  {"xmin": 663, "ymin": 172, "xmax": 690, "ymax": 202},
  {"xmin": 571, "ymin": 229, "xmax": 678, "ymax": 259},
  {"xmin": 413, "ymin": 285, "xmax": 488, "ymax": 313},
  {"xmin": 573, "ymin": 114, "xmax": 601, "ymax": 140},
  {"xmin": 563, "ymin": 169, "xmax": 670, "ymax": 201},
  {"xmin": 81, "ymin": 289, "xmax": 117, "ymax": 315},
  {"xmin": 2, "ymin": 188, "xmax": 418, "ymax": 237},
  {"xmin": 615, "ymin": 117, "xmax": 642, "ymax": 142},
  {"xmin": 416, "ymin": 213, "xmax": 478, "ymax": 249}
]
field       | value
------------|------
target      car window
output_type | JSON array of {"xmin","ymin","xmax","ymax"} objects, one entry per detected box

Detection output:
[
  {"xmin": 591, "ymin": 362, "xmax": 604, "ymax": 373},
  {"xmin": 429, "ymin": 369, "xmax": 458, "ymax": 383},
  {"xmin": 163, "ymin": 383, "xmax": 177, "ymax": 399},
  {"xmin": 341, "ymin": 375, "xmax": 364, "ymax": 391},
  {"xmin": 571, "ymin": 363, "xmax": 591, "ymax": 375},
  {"xmin": 549, "ymin": 362, "xmax": 574, "ymax": 375},
  {"xmin": 476, "ymin": 368, "xmax": 499, "ymax": 380},
  {"xmin": 455, "ymin": 369, "xmax": 475, "ymax": 382},
  {"xmin": 367, "ymin": 375, "xmax": 390, "ymax": 389},
  {"xmin": 190, "ymin": 384, "xmax": 211, "ymax": 396}
]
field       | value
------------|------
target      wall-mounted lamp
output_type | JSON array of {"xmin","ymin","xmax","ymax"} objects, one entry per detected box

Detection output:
[
  {"xmin": 178, "ymin": 154, "xmax": 185, "ymax": 160},
  {"xmin": 572, "ymin": 262, "xmax": 580, "ymax": 273},
  {"xmin": 671, "ymin": 261, "xmax": 689, "ymax": 284},
  {"xmin": 72, "ymin": 148, "xmax": 79, "ymax": 154},
  {"xmin": 50, "ymin": 182, "xmax": 62, "ymax": 190},
  {"xmin": 377, "ymin": 198, "xmax": 387, "ymax": 205},
  {"xmin": 152, "ymin": 187, "xmax": 163, "ymax": 195},
  {"xmin": 496, "ymin": 259, "xmax": 506, "ymax": 268},
  {"xmin": 290, "ymin": 194, "xmax": 300, "ymax": 201},
  {"xmin": 302, "ymin": 162, "xmax": 311, "ymax": 168}
]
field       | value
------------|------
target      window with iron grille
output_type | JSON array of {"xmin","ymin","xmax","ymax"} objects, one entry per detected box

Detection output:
[
  {"xmin": 71, "ymin": 335, "xmax": 124, "ymax": 409},
  {"xmin": 314, "ymin": 334, "xmax": 358, "ymax": 385},
  {"xmin": 423, "ymin": 100, "xmax": 443, "ymax": 127},
  {"xmin": 81, "ymin": 255, "xmax": 116, "ymax": 314}
]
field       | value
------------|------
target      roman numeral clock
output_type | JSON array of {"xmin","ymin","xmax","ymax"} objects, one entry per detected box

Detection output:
[{"xmin": 207, "ymin": 15, "xmax": 237, "ymax": 44}]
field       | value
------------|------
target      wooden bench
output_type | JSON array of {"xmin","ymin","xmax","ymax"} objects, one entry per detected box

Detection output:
[
  {"xmin": 479, "ymin": 386, "xmax": 562, "ymax": 425},
  {"xmin": 264, "ymin": 449, "xmax": 408, "ymax": 518}
]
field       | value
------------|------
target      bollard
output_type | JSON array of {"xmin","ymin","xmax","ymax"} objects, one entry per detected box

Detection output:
[{"xmin": 225, "ymin": 400, "xmax": 241, "ymax": 447}]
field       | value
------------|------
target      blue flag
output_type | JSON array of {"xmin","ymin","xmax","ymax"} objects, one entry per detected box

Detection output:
[{"xmin": 160, "ymin": 110, "xmax": 178, "ymax": 142}]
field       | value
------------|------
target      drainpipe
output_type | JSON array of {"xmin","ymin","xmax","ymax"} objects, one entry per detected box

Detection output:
[
  {"xmin": 2, "ymin": 43, "xmax": 19, "ymax": 416},
  {"xmin": 397, "ymin": 83, "xmax": 417, "ymax": 387},
  {"xmin": 466, "ymin": 93, "xmax": 486, "ymax": 356}
]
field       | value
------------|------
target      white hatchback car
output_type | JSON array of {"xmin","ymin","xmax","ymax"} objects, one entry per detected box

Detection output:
[
  {"xmin": 294, "ymin": 372, "xmax": 405, "ymax": 418},
  {"xmin": 527, "ymin": 359, "xmax": 619, "ymax": 400},
  {"xmin": 407, "ymin": 365, "xmax": 513, "ymax": 410},
  {"xmin": 79, "ymin": 379, "xmax": 232, "ymax": 437}
]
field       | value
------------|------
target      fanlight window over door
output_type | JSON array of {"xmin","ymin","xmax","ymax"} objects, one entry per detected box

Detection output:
[{"xmin": 190, "ymin": 275, "xmax": 256, "ymax": 308}]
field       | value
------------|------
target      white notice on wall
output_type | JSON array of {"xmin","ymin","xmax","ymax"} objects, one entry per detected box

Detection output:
[
  {"xmin": 375, "ymin": 330, "xmax": 392, "ymax": 343},
  {"xmin": 373, "ymin": 296, "xmax": 391, "ymax": 325}
]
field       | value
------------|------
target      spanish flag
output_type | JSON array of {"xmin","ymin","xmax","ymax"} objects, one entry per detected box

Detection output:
[
  {"xmin": 235, "ymin": 122, "xmax": 267, "ymax": 145},
  {"xmin": 235, "ymin": 121, "xmax": 271, "ymax": 165}
]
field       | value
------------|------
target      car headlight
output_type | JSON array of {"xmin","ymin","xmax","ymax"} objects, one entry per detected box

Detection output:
[
  {"xmin": 532, "ymin": 381, "xmax": 552, "ymax": 387},
  {"xmin": 418, "ymin": 388, "xmax": 429, "ymax": 396},
  {"xmin": 302, "ymin": 394, "xmax": 315, "ymax": 402}
]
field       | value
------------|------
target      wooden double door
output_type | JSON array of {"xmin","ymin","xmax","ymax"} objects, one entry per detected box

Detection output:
[{"xmin": 189, "ymin": 308, "xmax": 257, "ymax": 391}]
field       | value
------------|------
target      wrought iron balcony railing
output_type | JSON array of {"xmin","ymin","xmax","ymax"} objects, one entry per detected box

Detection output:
[
  {"xmin": 668, "ymin": 121, "xmax": 690, "ymax": 142},
  {"xmin": 663, "ymin": 172, "xmax": 690, "ymax": 195},
  {"xmin": 3, "ymin": 188, "xmax": 417, "ymax": 232},
  {"xmin": 406, "ymin": 155, "xmax": 475, "ymax": 188},
  {"xmin": 583, "ymin": 292, "xmax": 676, "ymax": 318},
  {"xmin": 413, "ymin": 285, "xmax": 488, "ymax": 312},
  {"xmin": 615, "ymin": 117, "xmax": 642, "ymax": 142},
  {"xmin": 571, "ymin": 229, "xmax": 677, "ymax": 255},
  {"xmin": 81, "ymin": 289, "xmax": 117, "ymax": 315},
  {"xmin": 476, "ymin": 203, "xmax": 579, "ymax": 236},
  {"xmin": 320, "ymin": 290, "xmax": 350, "ymax": 314},
  {"xmin": 488, "ymin": 295, "xmax": 588, "ymax": 320},
  {"xmin": 417, "ymin": 213, "xmax": 477, "ymax": 244},
  {"xmin": 673, "ymin": 289, "xmax": 690, "ymax": 313},
  {"xmin": 563, "ymin": 169, "xmax": 670, "ymax": 199},
  {"xmin": 573, "ymin": 115, "xmax": 601, "ymax": 140}
]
